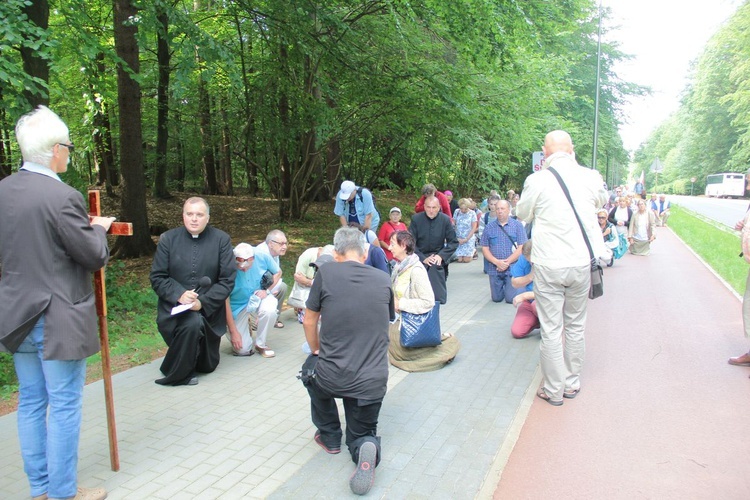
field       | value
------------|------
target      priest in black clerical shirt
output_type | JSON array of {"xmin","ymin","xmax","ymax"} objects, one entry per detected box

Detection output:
[{"xmin": 150, "ymin": 197, "xmax": 236, "ymax": 386}]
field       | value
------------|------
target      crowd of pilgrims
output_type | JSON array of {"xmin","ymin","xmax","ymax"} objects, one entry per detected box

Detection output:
[{"xmin": 212, "ymin": 181, "xmax": 667, "ymax": 374}]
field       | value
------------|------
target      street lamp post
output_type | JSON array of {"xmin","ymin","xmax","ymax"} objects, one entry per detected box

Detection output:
[{"xmin": 592, "ymin": 0, "xmax": 603, "ymax": 170}]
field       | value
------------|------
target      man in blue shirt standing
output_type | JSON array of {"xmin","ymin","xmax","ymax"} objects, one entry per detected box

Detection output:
[
  {"xmin": 480, "ymin": 200, "xmax": 527, "ymax": 303},
  {"xmin": 334, "ymin": 180, "xmax": 380, "ymax": 233},
  {"xmin": 225, "ymin": 243, "xmax": 280, "ymax": 358}
]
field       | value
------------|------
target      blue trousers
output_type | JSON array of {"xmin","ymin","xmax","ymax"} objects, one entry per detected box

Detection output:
[
  {"xmin": 489, "ymin": 273, "xmax": 519, "ymax": 303},
  {"xmin": 13, "ymin": 316, "xmax": 87, "ymax": 499}
]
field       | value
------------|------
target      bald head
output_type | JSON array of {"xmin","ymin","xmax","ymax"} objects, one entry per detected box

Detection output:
[{"xmin": 542, "ymin": 130, "xmax": 574, "ymax": 156}]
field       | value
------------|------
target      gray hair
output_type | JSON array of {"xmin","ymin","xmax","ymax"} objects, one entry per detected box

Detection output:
[
  {"xmin": 15, "ymin": 106, "xmax": 70, "ymax": 167},
  {"xmin": 184, "ymin": 197, "xmax": 210, "ymax": 215},
  {"xmin": 488, "ymin": 193, "xmax": 502, "ymax": 204},
  {"xmin": 265, "ymin": 229, "xmax": 286, "ymax": 243},
  {"xmin": 333, "ymin": 227, "xmax": 365, "ymax": 257}
]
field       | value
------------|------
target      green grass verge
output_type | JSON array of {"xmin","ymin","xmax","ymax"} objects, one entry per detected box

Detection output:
[{"xmin": 669, "ymin": 205, "xmax": 747, "ymax": 294}]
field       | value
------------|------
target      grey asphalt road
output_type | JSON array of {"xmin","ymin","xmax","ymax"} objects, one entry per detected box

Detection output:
[{"xmin": 669, "ymin": 194, "xmax": 748, "ymax": 228}]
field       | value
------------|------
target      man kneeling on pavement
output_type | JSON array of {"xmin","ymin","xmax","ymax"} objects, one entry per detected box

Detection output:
[
  {"xmin": 301, "ymin": 227, "xmax": 395, "ymax": 495},
  {"xmin": 225, "ymin": 243, "xmax": 280, "ymax": 358}
]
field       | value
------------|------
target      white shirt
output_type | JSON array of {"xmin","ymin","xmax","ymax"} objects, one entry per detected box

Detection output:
[
  {"xmin": 516, "ymin": 152, "xmax": 608, "ymax": 268},
  {"xmin": 255, "ymin": 241, "xmax": 279, "ymax": 266}
]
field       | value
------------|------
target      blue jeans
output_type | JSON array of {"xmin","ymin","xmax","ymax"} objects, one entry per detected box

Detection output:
[{"xmin": 13, "ymin": 316, "xmax": 87, "ymax": 499}]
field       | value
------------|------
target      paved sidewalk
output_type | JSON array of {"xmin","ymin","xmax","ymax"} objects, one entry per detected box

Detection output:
[
  {"xmin": 494, "ymin": 226, "xmax": 750, "ymax": 499},
  {"xmin": 0, "ymin": 258, "xmax": 542, "ymax": 499}
]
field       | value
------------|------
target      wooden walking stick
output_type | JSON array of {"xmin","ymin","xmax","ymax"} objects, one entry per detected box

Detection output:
[{"xmin": 88, "ymin": 190, "xmax": 133, "ymax": 472}]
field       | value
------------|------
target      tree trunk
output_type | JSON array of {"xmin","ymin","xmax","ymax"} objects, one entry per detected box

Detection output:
[
  {"xmin": 198, "ymin": 77, "xmax": 218, "ymax": 194},
  {"xmin": 0, "ymin": 99, "xmax": 12, "ymax": 179},
  {"xmin": 153, "ymin": 8, "xmax": 171, "ymax": 199},
  {"xmin": 112, "ymin": 0, "xmax": 155, "ymax": 257},
  {"xmin": 174, "ymin": 109, "xmax": 185, "ymax": 191},
  {"xmin": 91, "ymin": 54, "xmax": 117, "ymax": 195},
  {"xmin": 219, "ymin": 98, "xmax": 233, "ymax": 195},
  {"xmin": 20, "ymin": 0, "xmax": 50, "ymax": 108}
]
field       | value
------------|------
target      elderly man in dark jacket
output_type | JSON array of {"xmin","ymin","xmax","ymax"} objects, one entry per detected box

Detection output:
[
  {"xmin": 0, "ymin": 106, "xmax": 114, "ymax": 500},
  {"xmin": 409, "ymin": 196, "xmax": 458, "ymax": 304}
]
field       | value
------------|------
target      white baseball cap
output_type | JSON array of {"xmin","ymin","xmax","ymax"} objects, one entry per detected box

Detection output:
[
  {"xmin": 233, "ymin": 243, "xmax": 254, "ymax": 259},
  {"xmin": 338, "ymin": 180, "xmax": 357, "ymax": 200}
]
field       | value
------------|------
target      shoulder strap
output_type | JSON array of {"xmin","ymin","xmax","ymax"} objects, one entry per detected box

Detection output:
[
  {"xmin": 496, "ymin": 222, "xmax": 517, "ymax": 250},
  {"xmin": 547, "ymin": 167, "xmax": 595, "ymax": 260},
  {"xmin": 484, "ymin": 212, "xmax": 489, "ymax": 224},
  {"xmin": 357, "ymin": 186, "xmax": 364, "ymax": 202}
]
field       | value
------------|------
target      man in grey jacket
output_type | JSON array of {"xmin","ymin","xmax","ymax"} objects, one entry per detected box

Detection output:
[{"xmin": 0, "ymin": 106, "xmax": 114, "ymax": 500}]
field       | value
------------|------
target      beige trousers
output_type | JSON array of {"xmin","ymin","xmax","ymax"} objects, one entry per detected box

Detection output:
[
  {"xmin": 533, "ymin": 264, "xmax": 590, "ymax": 401},
  {"xmin": 743, "ymin": 269, "xmax": 750, "ymax": 339}
]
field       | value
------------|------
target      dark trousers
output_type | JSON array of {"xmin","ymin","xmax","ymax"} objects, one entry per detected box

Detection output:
[
  {"xmin": 157, "ymin": 311, "xmax": 221, "ymax": 386},
  {"xmin": 489, "ymin": 273, "xmax": 519, "ymax": 304},
  {"xmin": 306, "ymin": 377, "xmax": 382, "ymax": 466},
  {"xmin": 425, "ymin": 263, "xmax": 448, "ymax": 304}
]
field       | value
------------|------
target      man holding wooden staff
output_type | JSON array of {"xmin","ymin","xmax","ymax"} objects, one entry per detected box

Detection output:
[{"xmin": 0, "ymin": 106, "xmax": 114, "ymax": 500}]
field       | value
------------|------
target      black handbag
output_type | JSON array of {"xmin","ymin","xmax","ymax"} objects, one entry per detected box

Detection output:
[{"xmin": 548, "ymin": 167, "xmax": 604, "ymax": 299}]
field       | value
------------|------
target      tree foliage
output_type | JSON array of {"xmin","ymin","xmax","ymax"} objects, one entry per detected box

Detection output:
[
  {"xmin": 0, "ymin": 0, "xmax": 635, "ymax": 251},
  {"xmin": 635, "ymin": 1, "xmax": 750, "ymax": 195}
]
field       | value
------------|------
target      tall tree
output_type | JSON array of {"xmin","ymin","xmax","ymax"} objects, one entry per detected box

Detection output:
[
  {"xmin": 112, "ymin": 0, "xmax": 155, "ymax": 256},
  {"xmin": 19, "ymin": 0, "xmax": 50, "ymax": 108},
  {"xmin": 153, "ymin": 0, "xmax": 173, "ymax": 199}
]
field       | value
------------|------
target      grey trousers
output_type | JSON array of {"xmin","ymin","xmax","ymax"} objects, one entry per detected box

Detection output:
[
  {"xmin": 533, "ymin": 264, "xmax": 590, "ymax": 401},
  {"xmin": 271, "ymin": 281, "xmax": 289, "ymax": 317}
]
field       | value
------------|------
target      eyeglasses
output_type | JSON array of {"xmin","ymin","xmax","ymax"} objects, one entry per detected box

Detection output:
[
  {"xmin": 271, "ymin": 240, "xmax": 288, "ymax": 247},
  {"xmin": 597, "ymin": 216, "xmax": 607, "ymax": 219},
  {"xmin": 235, "ymin": 256, "xmax": 254, "ymax": 262},
  {"xmin": 57, "ymin": 143, "xmax": 75, "ymax": 153}
]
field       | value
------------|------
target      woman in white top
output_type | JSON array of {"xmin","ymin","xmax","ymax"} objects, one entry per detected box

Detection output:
[
  {"xmin": 388, "ymin": 231, "xmax": 459, "ymax": 372},
  {"xmin": 608, "ymin": 196, "xmax": 633, "ymax": 237}
]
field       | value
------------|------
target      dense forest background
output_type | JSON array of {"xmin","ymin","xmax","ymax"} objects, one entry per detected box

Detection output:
[
  {"xmin": 1, "ymin": 0, "xmax": 639, "ymax": 257},
  {"xmin": 634, "ymin": 1, "xmax": 750, "ymax": 196}
]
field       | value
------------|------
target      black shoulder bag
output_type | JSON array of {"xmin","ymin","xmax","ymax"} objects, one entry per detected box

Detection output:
[{"xmin": 547, "ymin": 167, "xmax": 604, "ymax": 299}]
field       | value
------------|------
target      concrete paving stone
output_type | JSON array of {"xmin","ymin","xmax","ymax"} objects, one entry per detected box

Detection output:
[
  {"xmin": 181, "ymin": 472, "xmax": 221, "ymax": 495},
  {"xmin": 185, "ymin": 486, "xmax": 226, "ymax": 499},
  {"xmin": 209, "ymin": 469, "xmax": 246, "ymax": 491},
  {"xmin": 241, "ymin": 476, "xmax": 283, "ymax": 498},
  {"xmin": 118, "ymin": 470, "xmax": 164, "ymax": 495},
  {"xmin": 151, "ymin": 477, "xmax": 194, "ymax": 498},
  {"xmin": 161, "ymin": 491, "xmax": 202, "ymax": 500},
  {"xmin": 177, "ymin": 450, "xmax": 214, "ymax": 470}
]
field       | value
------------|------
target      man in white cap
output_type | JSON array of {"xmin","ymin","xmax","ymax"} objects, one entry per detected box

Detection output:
[
  {"xmin": 334, "ymin": 180, "xmax": 381, "ymax": 233},
  {"xmin": 225, "ymin": 242, "xmax": 281, "ymax": 358}
]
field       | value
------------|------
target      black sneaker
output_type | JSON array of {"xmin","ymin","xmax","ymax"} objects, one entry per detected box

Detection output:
[
  {"xmin": 350, "ymin": 441, "xmax": 376, "ymax": 495},
  {"xmin": 314, "ymin": 430, "xmax": 340, "ymax": 454}
]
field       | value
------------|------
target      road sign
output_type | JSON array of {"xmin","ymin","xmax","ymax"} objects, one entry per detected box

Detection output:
[
  {"xmin": 532, "ymin": 151, "xmax": 545, "ymax": 172},
  {"xmin": 650, "ymin": 158, "xmax": 663, "ymax": 173}
]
